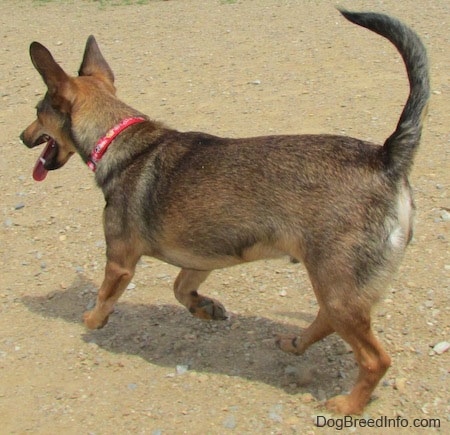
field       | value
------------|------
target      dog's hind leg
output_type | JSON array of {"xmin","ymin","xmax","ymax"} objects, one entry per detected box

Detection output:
[
  {"xmin": 313, "ymin": 268, "xmax": 391, "ymax": 414},
  {"xmin": 325, "ymin": 317, "xmax": 391, "ymax": 415},
  {"xmin": 278, "ymin": 256, "xmax": 391, "ymax": 414},
  {"xmin": 174, "ymin": 268, "xmax": 228, "ymax": 320},
  {"xmin": 275, "ymin": 308, "xmax": 334, "ymax": 355}
]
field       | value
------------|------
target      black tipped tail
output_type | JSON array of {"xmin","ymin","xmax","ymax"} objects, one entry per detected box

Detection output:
[{"xmin": 339, "ymin": 9, "xmax": 430, "ymax": 178}]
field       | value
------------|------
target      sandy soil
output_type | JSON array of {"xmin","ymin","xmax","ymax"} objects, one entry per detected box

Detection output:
[{"xmin": 1, "ymin": 0, "xmax": 449, "ymax": 433}]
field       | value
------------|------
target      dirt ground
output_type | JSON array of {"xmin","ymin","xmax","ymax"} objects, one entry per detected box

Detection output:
[{"xmin": 1, "ymin": 0, "xmax": 448, "ymax": 433}]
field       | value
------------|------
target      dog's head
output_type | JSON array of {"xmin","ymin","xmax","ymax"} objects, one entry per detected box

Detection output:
[{"xmin": 20, "ymin": 36, "xmax": 116, "ymax": 181}]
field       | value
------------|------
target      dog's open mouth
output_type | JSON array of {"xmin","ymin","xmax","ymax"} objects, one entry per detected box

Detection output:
[{"xmin": 32, "ymin": 135, "xmax": 58, "ymax": 181}]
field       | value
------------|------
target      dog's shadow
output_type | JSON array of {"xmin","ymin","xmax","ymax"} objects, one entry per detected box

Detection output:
[{"xmin": 22, "ymin": 274, "xmax": 356, "ymax": 400}]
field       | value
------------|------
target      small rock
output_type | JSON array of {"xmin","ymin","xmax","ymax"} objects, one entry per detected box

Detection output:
[
  {"xmin": 279, "ymin": 289, "xmax": 287, "ymax": 297},
  {"xmin": 14, "ymin": 203, "xmax": 25, "ymax": 210},
  {"xmin": 440, "ymin": 210, "xmax": 450, "ymax": 222},
  {"xmin": 394, "ymin": 377, "xmax": 407, "ymax": 394},
  {"xmin": 432, "ymin": 341, "xmax": 450, "ymax": 355},
  {"xmin": 223, "ymin": 414, "xmax": 236, "ymax": 429},
  {"xmin": 126, "ymin": 283, "xmax": 136, "ymax": 290},
  {"xmin": 268, "ymin": 404, "xmax": 283, "ymax": 422},
  {"xmin": 176, "ymin": 365, "xmax": 189, "ymax": 375}
]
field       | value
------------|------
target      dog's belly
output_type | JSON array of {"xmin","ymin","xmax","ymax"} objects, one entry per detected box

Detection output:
[{"xmin": 151, "ymin": 241, "xmax": 292, "ymax": 271}]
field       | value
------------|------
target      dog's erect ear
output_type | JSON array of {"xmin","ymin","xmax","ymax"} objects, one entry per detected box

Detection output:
[
  {"xmin": 78, "ymin": 35, "xmax": 114, "ymax": 84},
  {"xmin": 30, "ymin": 42, "xmax": 71, "ymax": 98}
]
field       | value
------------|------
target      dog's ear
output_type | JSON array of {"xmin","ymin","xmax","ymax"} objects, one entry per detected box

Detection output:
[
  {"xmin": 29, "ymin": 42, "xmax": 73, "ymax": 112},
  {"xmin": 78, "ymin": 35, "xmax": 115, "ymax": 85},
  {"xmin": 30, "ymin": 42, "xmax": 69, "ymax": 95}
]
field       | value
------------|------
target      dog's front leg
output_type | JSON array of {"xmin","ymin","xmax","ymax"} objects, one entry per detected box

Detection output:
[
  {"xmin": 84, "ymin": 258, "xmax": 136, "ymax": 329},
  {"xmin": 174, "ymin": 268, "xmax": 228, "ymax": 320}
]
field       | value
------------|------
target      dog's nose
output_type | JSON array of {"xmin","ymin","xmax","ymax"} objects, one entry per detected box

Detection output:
[{"xmin": 20, "ymin": 131, "xmax": 33, "ymax": 148}]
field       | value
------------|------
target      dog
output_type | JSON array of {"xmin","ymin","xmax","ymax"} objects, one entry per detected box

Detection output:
[{"xmin": 20, "ymin": 10, "xmax": 429, "ymax": 414}]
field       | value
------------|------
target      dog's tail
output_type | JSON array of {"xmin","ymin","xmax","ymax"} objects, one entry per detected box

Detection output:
[{"xmin": 339, "ymin": 9, "xmax": 430, "ymax": 179}]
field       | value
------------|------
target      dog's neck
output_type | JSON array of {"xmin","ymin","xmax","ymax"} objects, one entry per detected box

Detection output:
[{"xmin": 87, "ymin": 116, "xmax": 147, "ymax": 172}]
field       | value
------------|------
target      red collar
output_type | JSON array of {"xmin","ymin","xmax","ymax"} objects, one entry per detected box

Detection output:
[{"xmin": 87, "ymin": 116, "xmax": 146, "ymax": 172}]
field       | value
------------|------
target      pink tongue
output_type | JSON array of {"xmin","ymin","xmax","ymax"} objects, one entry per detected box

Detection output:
[{"xmin": 32, "ymin": 139, "xmax": 55, "ymax": 182}]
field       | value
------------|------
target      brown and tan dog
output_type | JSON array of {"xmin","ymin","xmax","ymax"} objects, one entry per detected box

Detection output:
[{"xmin": 20, "ymin": 10, "xmax": 429, "ymax": 414}]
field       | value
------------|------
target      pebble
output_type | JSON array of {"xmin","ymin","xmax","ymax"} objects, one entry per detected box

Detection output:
[
  {"xmin": 14, "ymin": 203, "xmax": 25, "ymax": 210},
  {"xmin": 432, "ymin": 341, "xmax": 450, "ymax": 355},
  {"xmin": 223, "ymin": 414, "xmax": 236, "ymax": 429},
  {"xmin": 176, "ymin": 364, "xmax": 189, "ymax": 375},
  {"xmin": 441, "ymin": 210, "xmax": 450, "ymax": 222},
  {"xmin": 394, "ymin": 377, "xmax": 407, "ymax": 394},
  {"xmin": 126, "ymin": 283, "xmax": 136, "ymax": 290},
  {"xmin": 268, "ymin": 404, "xmax": 283, "ymax": 422},
  {"xmin": 156, "ymin": 273, "xmax": 171, "ymax": 280}
]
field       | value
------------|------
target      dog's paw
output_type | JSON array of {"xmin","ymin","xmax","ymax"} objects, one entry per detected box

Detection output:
[
  {"xmin": 275, "ymin": 334, "xmax": 305, "ymax": 355},
  {"xmin": 83, "ymin": 310, "xmax": 109, "ymax": 329},
  {"xmin": 325, "ymin": 394, "xmax": 363, "ymax": 415},
  {"xmin": 190, "ymin": 297, "xmax": 228, "ymax": 320}
]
